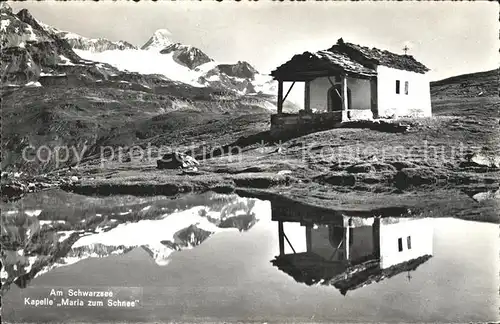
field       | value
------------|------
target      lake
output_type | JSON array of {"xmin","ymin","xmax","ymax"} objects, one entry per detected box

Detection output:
[{"xmin": 1, "ymin": 192, "xmax": 498, "ymax": 323}]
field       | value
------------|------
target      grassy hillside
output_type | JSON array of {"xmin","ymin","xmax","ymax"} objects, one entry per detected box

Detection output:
[
  {"xmin": 431, "ymin": 68, "xmax": 498, "ymax": 99},
  {"xmin": 1, "ymin": 83, "xmax": 274, "ymax": 174}
]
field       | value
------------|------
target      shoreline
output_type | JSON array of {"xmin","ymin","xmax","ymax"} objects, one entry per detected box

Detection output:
[{"xmin": 2, "ymin": 164, "xmax": 499, "ymax": 224}]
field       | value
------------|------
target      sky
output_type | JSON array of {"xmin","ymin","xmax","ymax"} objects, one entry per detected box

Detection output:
[{"xmin": 10, "ymin": 1, "xmax": 499, "ymax": 81}]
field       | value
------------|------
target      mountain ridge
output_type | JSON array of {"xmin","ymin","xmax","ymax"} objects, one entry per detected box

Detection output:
[
  {"xmin": 56, "ymin": 31, "xmax": 137, "ymax": 52},
  {"xmin": 1, "ymin": 3, "xmax": 277, "ymax": 97}
]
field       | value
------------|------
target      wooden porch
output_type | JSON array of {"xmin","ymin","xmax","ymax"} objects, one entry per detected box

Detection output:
[
  {"xmin": 270, "ymin": 43, "xmax": 380, "ymax": 135},
  {"xmin": 271, "ymin": 73, "xmax": 378, "ymax": 136}
]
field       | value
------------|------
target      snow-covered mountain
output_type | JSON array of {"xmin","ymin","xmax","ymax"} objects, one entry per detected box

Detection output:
[
  {"xmin": 141, "ymin": 28, "xmax": 173, "ymax": 51},
  {"xmin": 1, "ymin": 2, "xmax": 284, "ymax": 100},
  {"xmin": 72, "ymin": 27, "xmax": 277, "ymax": 95}
]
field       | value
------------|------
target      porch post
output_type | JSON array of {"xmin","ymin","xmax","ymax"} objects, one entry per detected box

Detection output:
[
  {"xmin": 341, "ymin": 75, "xmax": 348, "ymax": 121},
  {"xmin": 306, "ymin": 224, "xmax": 312, "ymax": 252},
  {"xmin": 344, "ymin": 225, "xmax": 350, "ymax": 261},
  {"xmin": 370, "ymin": 77, "xmax": 378, "ymax": 119},
  {"xmin": 278, "ymin": 221, "xmax": 285, "ymax": 255},
  {"xmin": 304, "ymin": 80, "xmax": 311, "ymax": 112},
  {"xmin": 277, "ymin": 80, "xmax": 284, "ymax": 115},
  {"xmin": 373, "ymin": 217, "xmax": 381, "ymax": 258}
]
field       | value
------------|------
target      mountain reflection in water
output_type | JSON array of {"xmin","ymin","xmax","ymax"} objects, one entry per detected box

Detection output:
[
  {"xmin": 0, "ymin": 191, "xmax": 265, "ymax": 294},
  {"xmin": 1, "ymin": 191, "xmax": 498, "ymax": 323}
]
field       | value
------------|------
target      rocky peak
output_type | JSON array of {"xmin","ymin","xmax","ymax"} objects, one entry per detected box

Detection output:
[
  {"xmin": 0, "ymin": 7, "xmax": 121, "ymax": 86},
  {"xmin": 141, "ymin": 28, "xmax": 173, "ymax": 51},
  {"xmin": 2, "ymin": 7, "xmax": 58, "ymax": 49},
  {"xmin": 160, "ymin": 43, "xmax": 213, "ymax": 69},
  {"xmin": 15, "ymin": 9, "xmax": 44, "ymax": 32},
  {"xmin": 159, "ymin": 42, "xmax": 187, "ymax": 54},
  {"xmin": 0, "ymin": 1, "xmax": 12, "ymax": 14},
  {"xmin": 199, "ymin": 60, "xmax": 264, "ymax": 94},
  {"xmin": 217, "ymin": 61, "xmax": 259, "ymax": 80}
]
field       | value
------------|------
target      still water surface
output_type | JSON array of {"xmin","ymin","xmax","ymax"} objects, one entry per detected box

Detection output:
[{"xmin": 3, "ymin": 196, "xmax": 498, "ymax": 323}]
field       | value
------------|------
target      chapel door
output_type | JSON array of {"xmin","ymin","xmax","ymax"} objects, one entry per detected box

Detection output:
[{"xmin": 328, "ymin": 85, "xmax": 343, "ymax": 112}]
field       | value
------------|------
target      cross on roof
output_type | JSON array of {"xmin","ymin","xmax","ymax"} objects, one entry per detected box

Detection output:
[{"xmin": 403, "ymin": 45, "xmax": 410, "ymax": 55}]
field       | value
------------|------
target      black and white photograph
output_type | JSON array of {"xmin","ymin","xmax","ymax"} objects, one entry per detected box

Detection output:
[{"xmin": 0, "ymin": 1, "xmax": 499, "ymax": 323}]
